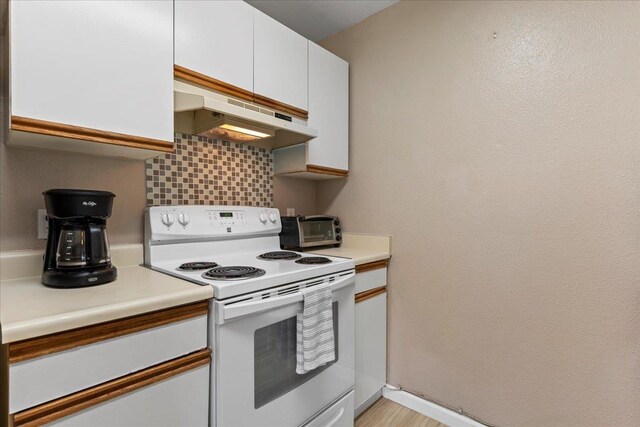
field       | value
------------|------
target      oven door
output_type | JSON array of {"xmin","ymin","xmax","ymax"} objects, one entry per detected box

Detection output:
[{"xmin": 215, "ymin": 271, "xmax": 355, "ymax": 427}]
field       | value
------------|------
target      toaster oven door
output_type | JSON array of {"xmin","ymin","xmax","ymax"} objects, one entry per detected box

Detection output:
[{"xmin": 299, "ymin": 217, "xmax": 339, "ymax": 247}]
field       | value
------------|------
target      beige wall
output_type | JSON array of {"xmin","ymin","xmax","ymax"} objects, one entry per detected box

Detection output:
[
  {"xmin": 0, "ymin": 143, "xmax": 148, "ymax": 251},
  {"xmin": 273, "ymin": 176, "xmax": 317, "ymax": 217},
  {"xmin": 318, "ymin": 1, "xmax": 640, "ymax": 425},
  {"xmin": 0, "ymin": 141, "xmax": 313, "ymax": 251}
]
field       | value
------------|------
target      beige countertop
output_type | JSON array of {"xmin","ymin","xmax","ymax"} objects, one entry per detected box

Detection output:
[
  {"xmin": 308, "ymin": 233, "xmax": 391, "ymax": 266},
  {"xmin": 0, "ymin": 245, "xmax": 213, "ymax": 344}
]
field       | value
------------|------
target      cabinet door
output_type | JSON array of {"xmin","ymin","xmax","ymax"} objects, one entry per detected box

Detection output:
[
  {"xmin": 175, "ymin": 0, "xmax": 254, "ymax": 93},
  {"xmin": 355, "ymin": 292, "xmax": 387, "ymax": 414},
  {"xmin": 253, "ymin": 9, "xmax": 308, "ymax": 112},
  {"xmin": 48, "ymin": 364, "xmax": 209, "ymax": 427},
  {"xmin": 10, "ymin": 1, "xmax": 173, "ymax": 142},
  {"xmin": 308, "ymin": 42, "xmax": 349, "ymax": 171}
]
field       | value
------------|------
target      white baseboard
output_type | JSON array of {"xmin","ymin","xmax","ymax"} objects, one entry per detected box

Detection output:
[{"xmin": 382, "ymin": 386, "xmax": 486, "ymax": 427}]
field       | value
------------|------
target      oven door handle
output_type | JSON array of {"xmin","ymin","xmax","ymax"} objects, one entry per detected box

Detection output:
[{"xmin": 220, "ymin": 272, "xmax": 355, "ymax": 323}]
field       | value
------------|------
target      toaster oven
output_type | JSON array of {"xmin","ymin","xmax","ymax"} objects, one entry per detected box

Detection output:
[{"xmin": 279, "ymin": 215, "xmax": 342, "ymax": 250}]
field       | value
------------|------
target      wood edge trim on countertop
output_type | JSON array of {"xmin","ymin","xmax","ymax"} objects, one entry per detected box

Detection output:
[
  {"xmin": 8, "ymin": 301, "xmax": 209, "ymax": 364},
  {"xmin": 355, "ymin": 259, "xmax": 389, "ymax": 274},
  {"xmin": 251, "ymin": 93, "xmax": 308, "ymax": 120},
  {"xmin": 174, "ymin": 64, "xmax": 254, "ymax": 102},
  {"xmin": 306, "ymin": 164, "xmax": 349, "ymax": 177},
  {"xmin": 355, "ymin": 286, "xmax": 387, "ymax": 304},
  {"xmin": 10, "ymin": 116, "xmax": 174, "ymax": 153},
  {"xmin": 12, "ymin": 349, "xmax": 211, "ymax": 427}
]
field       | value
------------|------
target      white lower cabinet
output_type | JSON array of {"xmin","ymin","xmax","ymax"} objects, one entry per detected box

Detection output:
[
  {"xmin": 8, "ymin": 302, "xmax": 210, "ymax": 426},
  {"xmin": 355, "ymin": 292, "xmax": 387, "ymax": 415},
  {"xmin": 354, "ymin": 262, "xmax": 389, "ymax": 416},
  {"xmin": 49, "ymin": 364, "xmax": 209, "ymax": 427},
  {"xmin": 9, "ymin": 315, "xmax": 207, "ymax": 413}
]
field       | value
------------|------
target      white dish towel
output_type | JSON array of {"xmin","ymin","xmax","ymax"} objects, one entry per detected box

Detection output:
[{"xmin": 296, "ymin": 283, "xmax": 335, "ymax": 374}]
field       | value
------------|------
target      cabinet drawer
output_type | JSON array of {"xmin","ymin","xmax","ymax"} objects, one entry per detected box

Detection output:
[
  {"xmin": 355, "ymin": 267, "xmax": 388, "ymax": 294},
  {"xmin": 13, "ymin": 350, "xmax": 210, "ymax": 427},
  {"xmin": 9, "ymin": 302, "xmax": 208, "ymax": 413}
]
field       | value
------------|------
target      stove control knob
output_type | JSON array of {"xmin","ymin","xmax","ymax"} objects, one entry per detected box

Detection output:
[
  {"xmin": 161, "ymin": 212, "xmax": 175, "ymax": 227},
  {"xmin": 269, "ymin": 213, "xmax": 278, "ymax": 223},
  {"xmin": 178, "ymin": 212, "xmax": 190, "ymax": 226},
  {"xmin": 259, "ymin": 213, "xmax": 268, "ymax": 223}
]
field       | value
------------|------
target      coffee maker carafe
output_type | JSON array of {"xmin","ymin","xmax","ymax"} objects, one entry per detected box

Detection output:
[{"xmin": 42, "ymin": 189, "xmax": 117, "ymax": 288}]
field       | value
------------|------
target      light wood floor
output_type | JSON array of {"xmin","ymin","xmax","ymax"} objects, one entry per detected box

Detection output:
[{"xmin": 355, "ymin": 398, "xmax": 447, "ymax": 427}]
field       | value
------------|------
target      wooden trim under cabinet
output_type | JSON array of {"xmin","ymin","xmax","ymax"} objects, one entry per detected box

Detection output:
[
  {"xmin": 174, "ymin": 65, "xmax": 309, "ymax": 120},
  {"xmin": 8, "ymin": 301, "xmax": 209, "ymax": 364},
  {"xmin": 355, "ymin": 286, "xmax": 387, "ymax": 304},
  {"xmin": 10, "ymin": 116, "xmax": 174, "ymax": 153},
  {"xmin": 355, "ymin": 259, "xmax": 389, "ymax": 274},
  {"xmin": 306, "ymin": 164, "xmax": 349, "ymax": 177},
  {"xmin": 11, "ymin": 349, "xmax": 211, "ymax": 427},
  {"xmin": 174, "ymin": 64, "xmax": 254, "ymax": 102}
]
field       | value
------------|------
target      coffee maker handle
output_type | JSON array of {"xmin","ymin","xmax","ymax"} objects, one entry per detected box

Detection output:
[{"xmin": 88, "ymin": 223, "xmax": 104, "ymax": 265}]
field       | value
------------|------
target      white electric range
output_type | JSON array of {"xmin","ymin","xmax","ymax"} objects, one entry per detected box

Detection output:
[{"xmin": 144, "ymin": 205, "xmax": 356, "ymax": 427}]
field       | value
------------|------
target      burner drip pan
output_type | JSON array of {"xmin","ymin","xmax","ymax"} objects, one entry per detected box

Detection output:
[
  {"xmin": 202, "ymin": 266, "xmax": 266, "ymax": 281},
  {"xmin": 258, "ymin": 251, "xmax": 302, "ymax": 261},
  {"xmin": 295, "ymin": 257, "xmax": 333, "ymax": 265},
  {"xmin": 177, "ymin": 262, "xmax": 219, "ymax": 271}
]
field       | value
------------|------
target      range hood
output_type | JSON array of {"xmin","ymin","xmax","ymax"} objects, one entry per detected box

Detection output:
[{"xmin": 174, "ymin": 81, "xmax": 317, "ymax": 149}]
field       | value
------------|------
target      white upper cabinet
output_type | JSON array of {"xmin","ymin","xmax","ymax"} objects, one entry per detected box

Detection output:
[
  {"xmin": 253, "ymin": 9, "xmax": 308, "ymax": 112},
  {"xmin": 307, "ymin": 42, "xmax": 349, "ymax": 171},
  {"xmin": 273, "ymin": 43, "xmax": 349, "ymax": 179},
  {"xmin": 10, "ymin": 1, "xmax": 174, "ymax": 146},
  {"xmin": 175, "ymin": 0, "xmax": 254, "ymax": 93}
]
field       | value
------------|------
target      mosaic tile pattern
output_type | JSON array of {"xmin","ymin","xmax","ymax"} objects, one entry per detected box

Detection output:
[{"xmin": 145, "ymin": 133, "xmax": 273, "ymax": 206}]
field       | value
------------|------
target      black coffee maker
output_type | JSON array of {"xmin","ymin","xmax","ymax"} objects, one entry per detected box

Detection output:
[{"xmin": 42, "ymin": 189, "xmax": 117, "ymax": 288}]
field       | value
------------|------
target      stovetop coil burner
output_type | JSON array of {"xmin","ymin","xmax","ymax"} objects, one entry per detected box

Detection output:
[
  {"xmin": 177, "ymin": 261, "xmax": 219, "ymax": 271},
  {"xmin": 258, "ymin": 251, "xmax": 302, "ymax": 261},
  {"xmin": 202, "ymin": 266, "xmax": 266, "ymax": 281},
  {"xmin": 295, "ymin": 257, "xmax": 333, "ymax": 265}
]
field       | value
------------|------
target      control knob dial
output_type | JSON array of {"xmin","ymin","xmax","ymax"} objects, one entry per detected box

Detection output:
[
  {"xmin": 161, "ymin": 212, "xmax": 175, "ymax": 227},
  {"xmin": 178, "ymin": 212, "xmax": 190, "ymax": 226}
]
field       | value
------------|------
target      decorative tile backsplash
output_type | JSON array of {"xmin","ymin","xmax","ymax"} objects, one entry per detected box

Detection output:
[{"xmin": 145, "ymin": 133, "xmax": 273, "ymax": 206}]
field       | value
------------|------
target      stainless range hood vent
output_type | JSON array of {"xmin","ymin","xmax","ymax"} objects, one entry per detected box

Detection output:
[{"xmin": 174, "ymin": 81, "xmax": 317, "ymax": 149}]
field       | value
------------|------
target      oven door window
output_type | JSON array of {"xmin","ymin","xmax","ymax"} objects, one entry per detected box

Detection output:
[{"xmin": 254, "ymin": 302, "xmax": 339, "ymax": 409}]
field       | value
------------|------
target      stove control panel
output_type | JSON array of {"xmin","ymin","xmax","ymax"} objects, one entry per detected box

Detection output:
[
  {"xmin": 146, "ymin": 205, "xmax": 282, "ymax": 242},
  {"xmin": 207, "ymin": 210, "xmax": 247, "ymax": 227}
]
